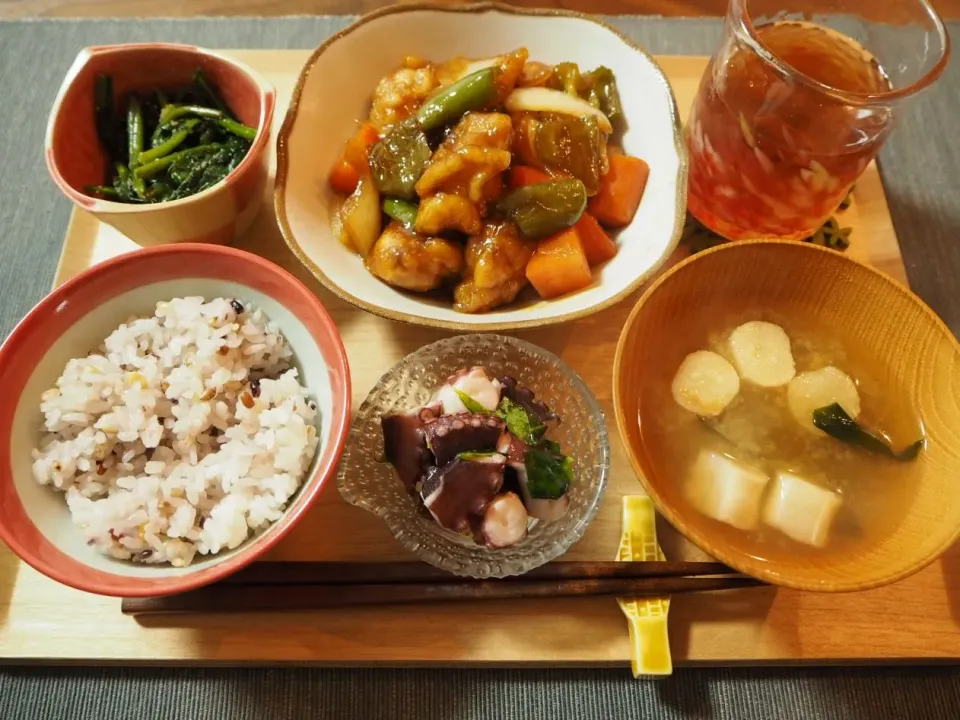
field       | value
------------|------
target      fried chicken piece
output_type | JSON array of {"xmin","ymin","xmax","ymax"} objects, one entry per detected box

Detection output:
[
  {"xmin": 369, "ymin": 65, "xmax": 439, "ymax": 131},
  {"xmin": 415, "ymin": 193, "xmax": 482, "ymax": 236},
  {"xmin": 454, "ymin": 222, "xmax": 535, "ymax": 314},
  {"xmin": 365, "ymin": 221, "xmax": 464, "ymax": 292},
  {"xmin": 415, "ymin": 112, "xmax": 513, "ymax": 206}
]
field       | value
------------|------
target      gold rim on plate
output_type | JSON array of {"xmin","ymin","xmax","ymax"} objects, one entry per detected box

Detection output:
[{"xmin": 273, "ymin": 1, "xmax": 689, "ymax": 331}]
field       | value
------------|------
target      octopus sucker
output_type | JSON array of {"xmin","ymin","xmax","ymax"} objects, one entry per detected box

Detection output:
[{"xmin": 425, "ymin": 412, "xmax": 504, "ymax": 466}]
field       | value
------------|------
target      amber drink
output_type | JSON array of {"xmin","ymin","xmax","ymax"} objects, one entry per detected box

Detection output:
[{"xmin": 686, "ymin": 0, "xmax": 949, "ymax": 240}]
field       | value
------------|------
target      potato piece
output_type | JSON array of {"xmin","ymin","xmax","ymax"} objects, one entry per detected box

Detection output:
[
  {"xmin": 763, "ymin": 471, "xmax": 842, "ymax": 548},
  {"xmin": 685, "ymin": 450, "xmax": 769, "ymax": 531},
  {"xmin": 671, "ymin": 350, "xmax": 740, "ymax": 417},
  {"xmin": 787, "ymin": 367, "xmax": 861, "ymax": 433},
  {"xmin": 728, "ymin": 321, "xmax": 796, "ymax": 387}
]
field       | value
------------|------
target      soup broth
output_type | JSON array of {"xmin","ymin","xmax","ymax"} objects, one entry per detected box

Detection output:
[{"xmin": 639, "ymin": 310, "xmax": 923, "ymax": 564}]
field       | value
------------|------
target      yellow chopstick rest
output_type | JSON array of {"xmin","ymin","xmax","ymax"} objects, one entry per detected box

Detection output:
[{"xmin": 616, "ymin": 494, "xmax": 673, "ymax": 677}]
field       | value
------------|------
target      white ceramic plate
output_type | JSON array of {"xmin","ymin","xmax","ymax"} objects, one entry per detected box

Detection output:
[{"xmin": 275, "ymin": 2, "xmax": 687, "ymax": 330}]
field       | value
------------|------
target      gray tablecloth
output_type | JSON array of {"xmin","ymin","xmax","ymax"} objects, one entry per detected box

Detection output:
[{"xmin": 1, "ymin": 15, "xmax": 959, "ymax": 720}]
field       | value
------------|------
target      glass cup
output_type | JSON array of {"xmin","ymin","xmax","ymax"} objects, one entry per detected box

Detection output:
[{"xmin": 686, "ymin": 0, "xmax": 949, "ymax": 241}]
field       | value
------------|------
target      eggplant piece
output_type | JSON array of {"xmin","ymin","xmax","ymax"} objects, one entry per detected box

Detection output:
[
  {"xmin": 424, "ymin": 412, "xmax": 505, "ymax": 466},
  {"xmin": 421, "ymin": 455, "xmax": 505, "ymax": 533},
  {"xmin": 380, "ymin": 403, "xmax": 442, "ymax": 493}
]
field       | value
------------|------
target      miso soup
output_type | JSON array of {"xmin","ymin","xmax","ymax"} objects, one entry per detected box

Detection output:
[{"xmin": 639, "ymin": 311, "xmax": 924, "ymax": 564}]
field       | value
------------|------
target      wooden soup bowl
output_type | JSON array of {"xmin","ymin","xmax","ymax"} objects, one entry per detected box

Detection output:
[{"xmin": 613, "ymin": 239, "xmax": 960, "ymax": 592}]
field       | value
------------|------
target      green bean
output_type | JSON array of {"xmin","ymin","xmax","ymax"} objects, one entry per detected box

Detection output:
[
  {"xmin": 383, "ymin": 198, "xmax": 419, "ymax": 229},
  {"xmin": 127, "ymin": 96, "xmax": 144, "ymax": 169},
  {"xmin": 415, "ymin": 67, "xmax": 497, "ymax": 132}
]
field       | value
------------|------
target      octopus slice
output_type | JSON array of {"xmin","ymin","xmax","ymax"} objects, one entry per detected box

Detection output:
[
  {"xmin": 496, "ymin": 431, "xmax": 529, "ymax": 464},
  {"xmin": 430, "ymin": 366, "xmax": 503, "ymax": 415},
  {"xmin": 381, "ymin": 403, "xmax": 442, "ymax": 492},
  {"xmin": 421, "ymin": 455, "xmax": 505, "ymax": 533},
  {"xmin": 424, "ymin": 412, "xmax": 504, "ymax": 466}
]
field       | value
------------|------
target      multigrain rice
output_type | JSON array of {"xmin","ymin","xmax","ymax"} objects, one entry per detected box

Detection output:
[{"xmin": 31, "ymin": 297, "xmax": 319, "ymax": 567}]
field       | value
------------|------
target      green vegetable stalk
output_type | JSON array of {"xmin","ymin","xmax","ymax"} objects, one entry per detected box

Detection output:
[
  {"xmin": 496, "ymin": 179, "xmax": 587, "ymax": 240},
  {"xmin": 134, "ymin": 143, "xmax": 221, "ymax": 179},
  {"xmin": 88, "ymin": 69, "xmax": 256, "ymax": 204},
  {"xmin": 126, "ymin": 96, "xmax": 144, "ymax": 169},
  {"xmin": 812, "ymin": 403, "xmax": 923, "ymax": 461},
  {"xmin": 138, "ymin": 119, "xmax": 199, "ymax": 165}
]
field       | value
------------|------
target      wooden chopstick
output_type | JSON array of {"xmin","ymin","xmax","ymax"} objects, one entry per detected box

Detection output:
[
  {"xmin": 217, "ymin": 560, "xmax": 736, "ymax": 586},
  {"xmin": 121, "ymin": 562, "xmax": 765, "ymax": 615}
]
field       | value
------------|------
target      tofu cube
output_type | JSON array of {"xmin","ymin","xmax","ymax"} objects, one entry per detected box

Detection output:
[
  {"xmin": 685, "ymin": 451, "xmax": 769, "ymax": 530},
  {"xmin": 763, "ymin": 471, "xmax": 842, "ymax": 548}
]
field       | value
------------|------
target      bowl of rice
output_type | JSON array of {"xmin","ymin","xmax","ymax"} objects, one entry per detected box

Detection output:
[{"xmin": 0, "ymin": 244, "xmax": 351, "ymax": 597}]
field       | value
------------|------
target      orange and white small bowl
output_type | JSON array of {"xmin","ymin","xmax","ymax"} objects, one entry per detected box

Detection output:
[
  {"xmin": 0, "ymin": 244, "xmax": 351, "ymax": 597},
  {"xmin": 45, "ymin": 43, "xmax": 275, "ymax": 247}
]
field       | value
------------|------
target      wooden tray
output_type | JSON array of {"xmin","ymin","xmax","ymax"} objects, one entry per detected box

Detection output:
[{"xmin": 4, "ymin": 50, "xmax": 958, "ymax": 667}]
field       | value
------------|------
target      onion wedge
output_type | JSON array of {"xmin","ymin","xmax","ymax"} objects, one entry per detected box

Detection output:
[{"xmin": 504, "ymin": 87, "xmax": 613, "ymax": 134}]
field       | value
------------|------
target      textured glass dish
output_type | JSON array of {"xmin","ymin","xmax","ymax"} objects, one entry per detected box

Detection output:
[{"xmin": 337, "ymin": 334, "xmax": 610, "ymax": 578}]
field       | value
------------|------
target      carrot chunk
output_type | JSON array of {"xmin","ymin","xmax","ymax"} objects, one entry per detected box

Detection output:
[
  {"xmin": 525, "ymin": 227, "xmax": 593, "ymax": 299},
  {"xmin": 574, "ymin": 212, "xmax": 618, "ymax": 266},
  {"xmin": 588, "ymin": 154, "xmax": 650, "ymax": 228},
  {"xmin": 507, "ymin": 165, "xmax": 552, "ymax": 190},
  {"xmin": 329, "ymin": 122, "xmax": 381, "ymax": 194},
  {"xmin": 329, "ymin": 158, "xmax": 361, "ymax": 195}
]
